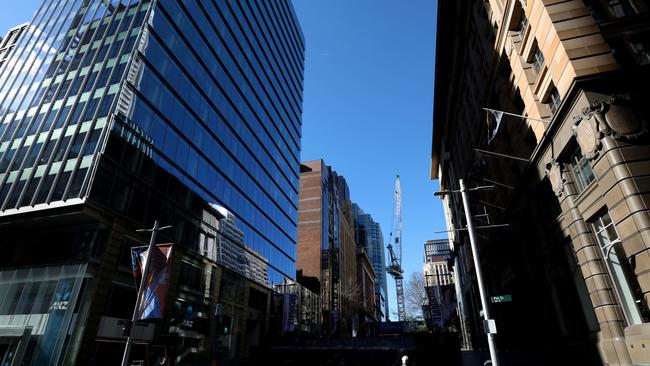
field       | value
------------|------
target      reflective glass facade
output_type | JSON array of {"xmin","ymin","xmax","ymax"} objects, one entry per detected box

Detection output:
[
  {"xmin": 0, "ymin": 1, "xmax": 304, "ymax": 361},
  {"xmin": 115, "ymin": 0, "xmax": 304, "ymax": 284},
  {"xmin": 352, "ymin": 203, "xmax": 388, "ymax": 321},
  {"xmin": 0, "ymin": 0, "xmax": 150, "ymax": 211},
  {"xmin": 0, "ymin": 0, "xmax": 304, "ymax": 286}
]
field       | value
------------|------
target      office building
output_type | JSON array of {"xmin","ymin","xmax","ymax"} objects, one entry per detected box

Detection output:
[
  {"xmin": 0, "ymin": 23, "xmax": 27, "ymax": 70},
  {"xmin": 423, "ymin": 239, "xmax": 456, "ymax": 331},
  {"xmin": 432, "ymin": 0, "xmax": 650, "ymax": 363},
  {"xmin": 0, "ymin": 0, "xmax": 304, "ymax": 364},
  {"xmin": 297, "ymin": 160, "xmax": 358, "ymax": 336},
  {"xmin": 357, "ymin": 247, "xmax": 377, "ymax": 325},
  {"xmin": 424, "ymin": 238, "xmax": 452, "ymax": 262},
  {"xmin": 352, "ymin": 203, "xmax": 389, "ymax": 321}
]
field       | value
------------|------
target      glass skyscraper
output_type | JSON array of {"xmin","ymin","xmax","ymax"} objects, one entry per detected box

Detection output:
[
  {"xmin": 0, "ymin": 0, "xmax": 304, "ymax": 364},
  {"xmin": 352, "ymin": 203, "xmax": 388, "ymax": 321}
]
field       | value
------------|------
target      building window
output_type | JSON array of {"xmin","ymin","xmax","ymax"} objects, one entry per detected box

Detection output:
[
  {"xmin": 592, "ymin": 211, "xmax": 650, "ymax": 325},
  {"xmin": 518, "ymin": 11, "xmax": 528, "ymax": 37},
  {"xmin": 569, "ymin": 146, "xmax": 595, "ymax": 193},
  {"xmin": 608, "ymin": 0, "xmax": 649, "ymax": 18},
  {"xmin": 629, "ymin": 34, "xmax": 650, "ymax": 65},
  {"xmin": 532, "ymin": 46, "xmax": 545, "ymax": 74},
  {"xmin": 548, "ymin": 87, "xmax": 561, "ymax": 113}
]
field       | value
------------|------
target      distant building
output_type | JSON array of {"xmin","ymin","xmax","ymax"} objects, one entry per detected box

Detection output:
[
  {"xmin": 297, "ymin": 160, "xmax": 358, "ymax": 336},
  {"xmin": 352, "ymin": 203, "xmax": 389, "ymax": 321},
  {"xmin": 423, "ymin": 239, "xmax": 456, "ymax": 330},
  {"xmin": 424, "ymin": 239, "xmax": 452, "ymax": 262},
  {"xmin": 273, "ymin": 279, "xmax": 322, "ymax": 335},
  {"xmin": 0, "ymin": 23, "xmax": 27, "ymax": 69},
  {"xmin": 357, "ymin": 247, "xmax": 377, "ymax": 326}
]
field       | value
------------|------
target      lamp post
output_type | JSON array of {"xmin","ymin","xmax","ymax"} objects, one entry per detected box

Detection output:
[
  {"xmin": 435, "ymin": 179, "xmax": 499, "ymax": 366},
  {"xmin": 121, "ymin": 221, "xmax": 172, "ymax": 366}
]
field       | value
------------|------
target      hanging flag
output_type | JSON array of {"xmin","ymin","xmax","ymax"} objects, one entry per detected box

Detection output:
[
  {"xmin": 486, "ymin": 109, "xmax": 503, "ymax": 144},
  {"xmin": 131, "ymin": 244, "xmax": 173, "ymax": 320},
  {"xmin": 282, "ymin": 293, "xmax": 297, "ymax": 333},
  {"xmin": 131, "ymin": 246, "xmax": 145, "ymax": 279}
]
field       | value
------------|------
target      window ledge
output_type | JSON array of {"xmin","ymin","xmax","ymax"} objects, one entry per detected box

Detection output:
[{"xmin": 573, "ymin": 179, "xmax": 599, "ymax": 208}]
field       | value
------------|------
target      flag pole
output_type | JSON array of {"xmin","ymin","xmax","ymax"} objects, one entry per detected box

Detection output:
[
  {"xmin": 474, "ymin": 148, "xmax": 530, "ymax": 162},
  {"xmin": 482, "ymin": 107, "xmax": 550, "ymax": 124},
  {"xmin": 483, "ymin": 178, "xmax": 515, "ymax": 190},
  {"xmin": 121, "ymin": 220, "xmax": 171, "ymax": 366}
]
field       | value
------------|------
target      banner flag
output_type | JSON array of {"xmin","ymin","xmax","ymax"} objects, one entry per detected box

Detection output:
[
  {"xmin": 283, "ymin": 293, "xmax": 297, "ymax": 332},
  {"xmin": 131, "ymin": 244, "xmax": 173, "ymax": 320},
  {"xmin": 486, "ymin": 110, "xmax": 503, "ymax": 144}
]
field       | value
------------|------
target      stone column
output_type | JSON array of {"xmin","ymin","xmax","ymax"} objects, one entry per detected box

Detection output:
[{"xmin": 573, "ymin": 94, "xmax": 650, "ymax": 363}]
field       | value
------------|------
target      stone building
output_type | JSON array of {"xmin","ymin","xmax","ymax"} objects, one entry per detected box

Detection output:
[{"xmin": 432, "ymin": 0, "xmax": 650, "ymax": 364}]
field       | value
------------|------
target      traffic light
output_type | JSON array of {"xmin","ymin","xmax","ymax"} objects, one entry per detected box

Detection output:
[
  {"xmin": 221, "ymin": 316, "xmax": 232, "ymax": 335},
  {"xmin": 122, "ymin": 320, "xmax": 133, "ymax": 337}
]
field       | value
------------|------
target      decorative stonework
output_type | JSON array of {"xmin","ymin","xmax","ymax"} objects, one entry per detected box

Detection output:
[
  {"xmin": 572, "ymin": 95, "xmax": 647, "ymax": 160},
  {"xmin": 594, "ymin": 96, "xmax": 647, "ymax": 140},
  {"xmin": 545, "ymin": 160, "xmax": 566, "ymax": 197},
  {"xmin": 572, "ymin": 113, "xmax": 602, "ymax": 160}
]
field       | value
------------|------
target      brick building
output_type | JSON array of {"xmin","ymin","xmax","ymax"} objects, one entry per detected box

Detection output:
[{"xmin": 297, "ymin": 160, "xmax": 358, "ymax": 336}]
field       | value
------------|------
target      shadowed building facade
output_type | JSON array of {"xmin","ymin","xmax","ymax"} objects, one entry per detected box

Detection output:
[
  {"xmin": 297, "ymin": 160, "xmax": 358, "ymax": 336},
  {"xmin": 0, "ymin": 0, "xmax": 304, "ymax": 364},
  {"xmin": 432, "ymin": 0, "xmax": 650, "ymax": 364}
]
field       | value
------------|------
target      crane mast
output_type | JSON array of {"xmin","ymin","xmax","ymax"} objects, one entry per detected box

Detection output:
[{"xmin": 386, "ymin": 176, "xmax": 405, "ymax": 321}]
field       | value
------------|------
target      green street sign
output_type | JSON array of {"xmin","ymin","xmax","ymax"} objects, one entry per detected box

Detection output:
[{"xmin": 490, "ymin": 295, "xmax": 512, "ymax": 303}]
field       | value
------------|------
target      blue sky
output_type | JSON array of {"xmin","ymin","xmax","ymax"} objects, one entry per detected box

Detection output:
[
  {"xmin": 0, "ymin": 2, "xmax": 36, "ymax": 30},
  {"xmin": 291, "ymin": 0, "xmax": 445, "ymax": 317},
  {"xmin": 0, "ymin": 0, "xmax": 447, "ymax": 319}
]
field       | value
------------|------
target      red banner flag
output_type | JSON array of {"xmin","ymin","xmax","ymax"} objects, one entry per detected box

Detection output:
[{"xmin": 131, "ymin": 244, "xmax": 173, "ymax": 320}]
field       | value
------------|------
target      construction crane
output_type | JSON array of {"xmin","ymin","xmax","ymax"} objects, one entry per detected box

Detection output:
[{"xmin": 386, "ymin": 175, "xmax": 405, "ymax": 321}]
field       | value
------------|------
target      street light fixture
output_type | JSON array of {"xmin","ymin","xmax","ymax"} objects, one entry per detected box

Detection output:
[{"xmin": 434, "ymin": 178, "xmax": 500, "ymax": 366}]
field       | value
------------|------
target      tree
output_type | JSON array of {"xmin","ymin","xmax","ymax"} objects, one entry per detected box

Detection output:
[{"xmin": 404, "ymin": 271, "xmax": 427, "ymax": 321}]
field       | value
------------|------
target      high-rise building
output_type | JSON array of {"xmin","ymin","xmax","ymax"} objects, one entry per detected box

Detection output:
[
  {"xmin": 0, "ymin": 23, "xmax": 27, "ymax": 70},
  {"xmin": 432, "ymin": 0, "xmax": 650, "ymax": 363},
  {"xmin": 424, "ymin": 238, "xmax": 452, "ymax": 262},
  {"xmin": 0, "ymin": 0, "xmax": 304, "ymax": 364},
  {"xmin": 297, "ymin": 160, "xmax": 358, "ymax": 335},
  {"xmin": 422, "ymin": 239, "xmax": 456, "ymax": 331},
  {"xmin": 352, "ymin": 203, "xmax": 389, "ymax": 321}
]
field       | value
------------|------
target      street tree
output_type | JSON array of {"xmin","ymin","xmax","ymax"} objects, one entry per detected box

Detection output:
[{"xmin": 404, "ymin": 271, "xmax": 427, "ymax": 321}]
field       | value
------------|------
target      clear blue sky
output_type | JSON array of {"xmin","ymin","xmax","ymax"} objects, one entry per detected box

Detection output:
[
  {"xmin": 0, "ymin": 0, "xmax": 448, "ymax": 319},
  {"xmin": 292, "ymin": 0, "xmax": 446, "ymax": 317}
]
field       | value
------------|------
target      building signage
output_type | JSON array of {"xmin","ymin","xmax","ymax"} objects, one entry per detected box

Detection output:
[{"xmin": 49, "ymin": 280, "xmax": 73, "ymax": 311}]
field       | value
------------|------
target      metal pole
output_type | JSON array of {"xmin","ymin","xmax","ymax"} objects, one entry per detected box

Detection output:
[
  {"xmin": 482, "ymin": 107, "xmax": 550, "ymax": 124},
  {"xmin": 121, "ymin": 220, "xmax": 160, "ymax": 366},
  {"xmin": 474, "ymin": 148, "xmax": 530, "ymax": 162},
  {"xmin": 459, "ymin": 179, "xmax": 499, "ymax": 366}
]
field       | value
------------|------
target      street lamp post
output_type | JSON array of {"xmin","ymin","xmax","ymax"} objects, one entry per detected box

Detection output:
[
  {"xmin": 459, "ymin": 179, "xmax": 499, "ymax": 366},
  {"xmin": 121, "ymin": 220, "xmax": 172, "ymax": 366},
  {"xmin": 435, "ymin": 179, "xmax": 499, "ymax": 366}
]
